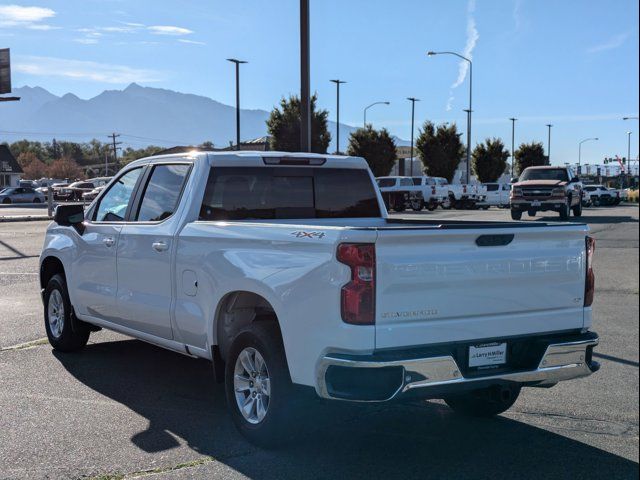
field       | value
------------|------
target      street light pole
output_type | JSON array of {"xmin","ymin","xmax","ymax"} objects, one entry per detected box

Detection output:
[
  {"xmin": 427, "ymin": 51, "xmax": 472, "ymax": 183},
  {"xmin": 578, "ymin": 137, "xmax": 598, "ymax": 171},
  {"xmin": 300, "ymin": 0, "xmax": 311, "ymax": 152},
  {"xmin": 330, "ymin": 79, "xmax": 346, "ymax": 154},
  {"xmin": 407, "ymin": 97, "xmax": 420, "ymax": 177},
  {"xmin": 546, "ymin": 124, "xmax": 553, "ymax": 163},
  {"xmin": 226, "ymin": 58, "xmax": 247, "ymax": 150},
  {"xmin": 363, "ymin": 101, "xmax": 390, "ymax": 128},
  {"xmin": 509, "ymin": 117, "xmax": 517, "ymax": 177}
]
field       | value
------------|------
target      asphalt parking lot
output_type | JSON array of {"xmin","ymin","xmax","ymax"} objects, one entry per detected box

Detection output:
[{"xmin": 0, "ymin": 205, "xmax": 638, "ymax": 479}]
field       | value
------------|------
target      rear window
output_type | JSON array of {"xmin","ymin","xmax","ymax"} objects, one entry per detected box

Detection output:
[
  {"xmin": 412, "ymin": 177, "xmax": 422, "ymax": 186},
  {"xmin": 200, "ymin": 167, "xmax": 381, "ymax": 220},
  {"xmin": 485, "ymin": 184, "xmax": 499, "ymax": 191},
  {"xmin": 377, "ymin": 178, "xmax": 396, "ymax": 188},
  {"xmin": 399, "ymin": 178, "xmax": 413, "ymax": 186}
]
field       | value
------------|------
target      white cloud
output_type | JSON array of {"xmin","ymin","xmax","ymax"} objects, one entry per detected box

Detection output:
[
  {"xmin": 178, "ymin": 38, "xmax": 206, "ymax": 45},
  {"xmin": 73, "ymin": 38, "xmax": 99, "ymax": 45},
  {"xmin": 13, "ymin": 56, "xmax": 164, "ymax": 83},
  {"xmin": 148, "ymin": 25, "xmax": 193, "ymax": 36},
  {"xmin": 0, "ymin": 4, "xmax": 56, "ymax": 29},
  {"xmin": 446, "ymin": 0, "xmax": 479, "ymax": 111},
  {"xmin": 587, "ymin": 32, "xmax": 631, "ymax": 53}
]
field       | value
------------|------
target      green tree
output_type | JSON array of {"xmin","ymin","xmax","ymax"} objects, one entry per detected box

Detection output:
[
  {"xmin": 266, "ymin": 94, "xmax": 331, "ymax": 153},
  {"xmin": 472, "ymin": 138, "xmax": 510, "ymax": 183},
  {"xmin": 347, "ymin": 126, "xmax": 397, "ymax": 176},
  {"xmin": 416, "ymin": 122, "xmax": 464, "ymax": 182},
  {"xmin": 514, "ymin": 142, "xmax": 548, "ymax": 175}
]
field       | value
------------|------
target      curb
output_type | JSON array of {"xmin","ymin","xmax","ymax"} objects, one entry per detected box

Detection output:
[{"xmin": 0, "ymin": 216, "xmax": 51, "ymax": 223}]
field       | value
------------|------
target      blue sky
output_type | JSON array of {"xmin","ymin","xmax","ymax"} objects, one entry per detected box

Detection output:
[{"xmin": 1, "ymin": 0, "xmax": 639, "ymax": 166}]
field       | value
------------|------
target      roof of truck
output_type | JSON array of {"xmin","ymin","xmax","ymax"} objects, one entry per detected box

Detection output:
[{"xmin": 128, "ymin": 150, "xmax": 369, "ymax": 170}]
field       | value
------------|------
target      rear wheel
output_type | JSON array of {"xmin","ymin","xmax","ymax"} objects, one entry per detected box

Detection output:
[
  {"xmin": 225, "ymin": 321, "xmax": 301, "ymax": 447},
  {"xmin": 44, "ymin": 274, "xmax": 90, "ymax": 352},
  {"xmin": 445, "ymin": 385, "xmax": 521, "ymax": 417},
  {"xmin": 527, "ymin": 210, "xmax": 536, "ymax": 217},
  {"xmin": 2, "ymin": 198, "xmax": 11, "ymax": 204},
  {"xmin": 410, "ymin": 199, "xmax": 423, "ymax": 211},
  {"xmin": 510, "ymin": 209, "xmax": 522, "ymax": 220},
  {"xmin": 33, "ymin": 197, "xmax": 41, "ymax": 203}
]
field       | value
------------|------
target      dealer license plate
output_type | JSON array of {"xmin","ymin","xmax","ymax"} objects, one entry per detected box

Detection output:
[
  {"xmin": 531, "ymin": 200, "xmax": 541, "ymax": 207},
  {"xmin": 469, "ymin": 342, "xmax": 507, "ymax": 368}
]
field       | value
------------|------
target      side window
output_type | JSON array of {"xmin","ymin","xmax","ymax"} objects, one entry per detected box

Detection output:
[
  {"xmin": 94, "ymin": 167, "xmax": 143, "ymax": 222},
  {"xmin": 135, "ymin": 164, "xmax": 190, "ymax": 222}
]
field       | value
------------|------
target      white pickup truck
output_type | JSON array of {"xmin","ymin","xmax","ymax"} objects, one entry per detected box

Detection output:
[{"xmin": 40, "ymin": 151, "xmax": 599, "ymax": 446}]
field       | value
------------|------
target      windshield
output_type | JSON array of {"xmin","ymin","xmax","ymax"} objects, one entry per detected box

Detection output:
[{"xmin": 520, "ymin": 168, "xmax": 568, "ymax": 182}]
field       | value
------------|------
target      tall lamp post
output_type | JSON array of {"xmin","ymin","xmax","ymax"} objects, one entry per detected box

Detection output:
[
  {"xmin": 509, "ymin": 117, "xmax": 517, "ymax": 177},
  {"xmin": 546, "ymin": 124, "xmax": 553, "ymax": 163},
  {"xmin": 427, "ymin": 51, "xmax": 472, "ymax": 183},
  {"xmin": 330, "ymin": 79, "xmax": 346, "ymax": 154},
  {"xmin": 578, "ymin": 137, "xmax": 598, "ymax": 171},
  {"xmin": 300, "ymin": 0, "xmax": 310, "ymax": 152},
  {"xmin": 407, "ymin": 97, "xmax": 420, "ymax": 176},
  {"xmin": 226, "ymin": 58, "xmax": 247, "ymax": 150},
  {"xmin": 363, "ymin": 101, "xmax": 390, "ymax": 128},
  {"xmin": 623, "ymin": 117, "xmax": 639, "ymax": 182}
]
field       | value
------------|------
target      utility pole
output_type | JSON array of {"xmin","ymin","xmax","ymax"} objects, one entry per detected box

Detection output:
[
  {"xmin": 300, "ymin": 0, "xmax": 311, "ymax": 152},
  {"xmin": 407, "ymin": 97, "xmax": 420, "ymax": 176},
  {"xmin": 546, "ymin": 124, "xmax": 553, "ymax": 163},
  {"xmin": 330, "ymin": 79, "xmax": 346, "ymax": 154},
  {"xmin": 509, "ymin": 118, "xmax": 517, "ymax": 177},
  {"xmin": 227, "ymin": 58, "xmax": 247, "ymax": 150},
  {"xmin": 108, "ymin": 133, "xmax": 122, "ymax": 172}
]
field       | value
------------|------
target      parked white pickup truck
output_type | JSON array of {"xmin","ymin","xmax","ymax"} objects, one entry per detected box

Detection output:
[
  {"xmin": 477, "ymin": 183, "xmax": 511, "ymax": 209},
  {"xmin": 427, "ymin": 177, "xmax": 487, "ymax": 209},
  {"xmin": 40, "ymin": 151, "xmax": 599, "ymax": 446}
]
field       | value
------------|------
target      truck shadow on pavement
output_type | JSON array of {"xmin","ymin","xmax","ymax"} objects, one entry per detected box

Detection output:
[{"xmin": 54, "ymin": 339, "xmax": 638, "ymax": 480}]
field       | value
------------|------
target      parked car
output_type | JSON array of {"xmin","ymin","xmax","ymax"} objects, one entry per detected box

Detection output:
[
  {"xmin": 409, "ymin": 176, "xmax": 449, "ymax": 210},
  {"xmin": 376, "ymin": 176, "xmax": 423, "ymax": 211},
  {"xmin": 510, "ymin": 166, "xmax": 583, "ymax": 220},
  {"xmin": 582, "ymin": 185, "xmax": 615, "ymax": 207},
  {"xmin": 55, "ymin": 181, "xmax": 99, "ymax": 201},
  {"xmin": 40, "ymin": 151, "xmax": 599, "ymax": 446},
  {"xmin": 0, "ymin": 186, "xmax": 46, "ymax": 204},
  {"xmin": 477, "ymin": 183, "xmax": 511, "ymax": 209},
  {"xmin": 82, "ymin": 185, "xmax": 105, "ymax": 202},
  {"xmin": 429, "ymin": 177, "xmax": 486, "ymax": 209}
]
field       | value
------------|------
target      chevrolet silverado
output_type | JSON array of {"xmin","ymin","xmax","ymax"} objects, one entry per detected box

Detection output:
[{"xmin": 40, "ymin": 151, "xmax": 599, "ymax": 446}]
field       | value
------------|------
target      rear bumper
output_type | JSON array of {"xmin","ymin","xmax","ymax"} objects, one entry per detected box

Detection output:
[{"xmin": 316, "ymin": 331, "xmax": 599, "ymax": 402}]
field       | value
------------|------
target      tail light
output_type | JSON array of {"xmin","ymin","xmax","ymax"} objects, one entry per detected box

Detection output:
[
  {"xmin": 584, "ymin": 236, "xmax": 596, "ymax": 306},
  {"xmin": 337, "ymin": 243, "xmax": 376, "ymax": 325},
  {"xmin": 431, "ymin": 186, "xmax": 436, "ymax": 195},
  {"xmin": 463, "ymin": 185, "xmax": 467, "ymax": 194}
]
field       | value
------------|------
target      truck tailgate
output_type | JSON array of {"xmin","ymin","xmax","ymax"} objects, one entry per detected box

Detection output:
[{"xmin": 374, "ymin": 225, "xmax": 588, "ymax": 349}]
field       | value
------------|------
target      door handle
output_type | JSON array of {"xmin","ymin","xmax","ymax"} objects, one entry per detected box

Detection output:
[
  {"xmin": 102, "ymin": 236, "xmax": 115, "ymax": 247},
  {"xmin": 152, "ymin": 241, "xmax": 168, "ymax": 252}
]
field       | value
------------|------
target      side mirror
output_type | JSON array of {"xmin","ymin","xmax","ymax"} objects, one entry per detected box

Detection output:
[
  {"xmin": 571, "ymin": 177, "xmax": 580, "ymax": 183},
  {"xmin": 54, "ymin": 204, "xmax": 85, "ymax": 232},
  {"xmin": 510, "ymin": 177, "xmax": 519, "ymax": 183}
]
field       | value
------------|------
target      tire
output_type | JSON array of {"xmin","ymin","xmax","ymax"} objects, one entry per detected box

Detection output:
[
  {"xmin": 592, "ymin": 197, "xmax": 600, "ymax": 207},
  {"xmin": 572, "ymin": 201, "xmax": 582, "ymax": 217},
  {"xmin": 510, "ymin": 209, "xmax": 522, "ymax": 220},
  {"xmin": 445, "ymin": 385, "xmax": 521, "ymax": 417},
  {"xmin": 225, "ymin": 321, "xmax": 301, "ymax": 447},
  {"xmin": 527, "ymin": 210, "xmax": 536, "ymax": 217},
  {"xmin": 2, "ymin": 198, "xmax": 11, "ymax": 204},
  {"xmin": 410, "ymin": 200, "xmax": 423, "ymax": 212},
  {"xmin": 559, "ymin": 202, "xmax": 570, "ymax": 220},
  {"xmin": 33, "ymin": 198, "xmax": 41, "ymax": 203},
  {"xmin": 44, "ymin": 274, "xmax": 90, "ymax": 352},
  {"xmin": 426, "ymin": 202, "xmax": 437, "ymax": 211},
  {"xmin": 482, "ymin": 206, "xmax": 490, "ymax": 210}
]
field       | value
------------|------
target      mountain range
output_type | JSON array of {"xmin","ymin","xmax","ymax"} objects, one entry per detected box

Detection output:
[{"xmin": 0, "ymin": 84, "xmax": 409, "ymax": 151}]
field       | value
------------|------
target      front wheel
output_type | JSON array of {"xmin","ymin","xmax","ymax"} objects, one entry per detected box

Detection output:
[
  {"xmin": 44, "ymin": 274, "xmax": 90, "ymax": 352},
  {"xmin": 410, "ymin": 199, "xmax": 423, "ymax": 211},
  {"xmin": 2, "ymin": 198, "xmax": 11, "ymax": 204},
  {"xmin": 225, "ymin": 321, "xmax": 301, "ymax": 447},
  {"xmin": 445, "ymin": 385, "xmax": 521, "ymax": 417},
  {"xmin": 572, "ymin": 201, "xmax": 583, "ymax": 217},
  {"xmin": 559, "ymin": 202, "xmax": 570, "ymax": 220},
  {"xmin": 510, "ymin": 209, "xmax": 522, "ymax": 220}
]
